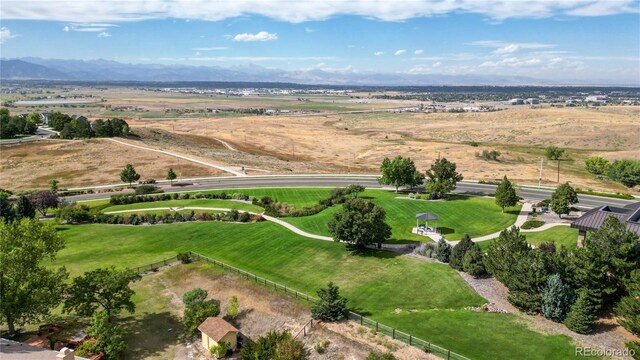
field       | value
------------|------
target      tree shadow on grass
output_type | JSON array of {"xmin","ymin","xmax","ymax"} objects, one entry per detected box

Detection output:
[
  {"xmin": 438, "ymin": 227, "xmax": 455, "ymax": 235},
  {"xmin": 121, "ymin": 311, "xmax": 184, "ymax": 359},
  {"xmin": 504, "ymin": 209, "xmax": 522, "ymax": 216}
]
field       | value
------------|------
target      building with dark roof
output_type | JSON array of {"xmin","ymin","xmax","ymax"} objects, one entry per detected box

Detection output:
[{"xmin": 571, "ymin": 202, "xmax": 640, "ymax": 247}]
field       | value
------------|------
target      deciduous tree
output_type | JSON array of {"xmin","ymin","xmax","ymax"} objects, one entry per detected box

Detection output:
[
  {"xmin": 607, "ymin": 159, "xmax": 640, "ymax": 188},
  {"xmin": 64, "ymin": 267, "xmax": 141, "ymax": 321},
  {"xmin": 328, "ymin": 198, "xmax": 391, "ymax": 250},
  {"xmin": 378, "ymin": 156, "xmax": 423, "ymax": 192},
  {"xmin": 0, "ymin": 219, "xmax": 68, "ymax": 335},
  {"xmin": 550, "ymin": 182, "xmax": 578, "ymax": 218},
  {"xmin": 584, "ymin": 157, "xmax": 610, "ymax": 176},
  {"xmin": 424, "ymin": 157, "xmax": 463, "ymax": 200},
  {"xmin": 30, "ymin": 191, "xmax": 59, "ymax": 216},
  {"xmin": 87, "ymin": 311, "xmax": 127, "ymax": 359},
  {"xmin": 166, "ymin": 167, "xmax": 177, "ymax": 185}
]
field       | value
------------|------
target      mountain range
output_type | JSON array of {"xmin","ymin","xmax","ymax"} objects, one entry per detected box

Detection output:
[{"xmin": 1, "ymin": 57, "xmax": 553, "ymax": 86}]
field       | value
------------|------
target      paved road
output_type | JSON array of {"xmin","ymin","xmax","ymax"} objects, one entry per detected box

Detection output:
[
  {"xmin": 0, "ymin": 127, "xmax": 57, "ymax": 145},
  {"xmin": 68, "ymin": 175, "xmax": 637, "ymax": 210}
]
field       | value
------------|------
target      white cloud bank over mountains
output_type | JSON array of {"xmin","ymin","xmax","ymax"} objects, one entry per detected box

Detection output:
[
  {"xmin": 2, "ymin": 0, "xmax": 638, "ymax": 23},
  {"xmin": 233, "ymin": 31, "xmax": 278, "ymax": 42}
]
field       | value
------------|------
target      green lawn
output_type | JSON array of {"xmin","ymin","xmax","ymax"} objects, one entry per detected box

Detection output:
[
  {"xmin": 478, "ymin": 226, "xmax": 579, "ymax": 251},
  {"xmin": 285, "ymin": 191, "xmax": 520, "ymax": 242},
  {"xmin": 101, "ymin": 199, "xmax": 263, "ymax": 213},
  {"xmin": 53, "ymin": 221, "xmax": 582, "ymax": 360}
]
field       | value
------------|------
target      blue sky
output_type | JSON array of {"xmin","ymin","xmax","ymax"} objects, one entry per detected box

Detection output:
[{"xmin": 1, "ymin": 0, "xmax": 639, "ymax": 84}]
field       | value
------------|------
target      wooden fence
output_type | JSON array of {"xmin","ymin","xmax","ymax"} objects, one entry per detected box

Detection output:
[{"xmin": 186, "ymin": 251, "xmax": 471, "ymax": 360}]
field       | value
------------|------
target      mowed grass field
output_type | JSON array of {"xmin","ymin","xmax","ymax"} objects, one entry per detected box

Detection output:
[
  {"xmin": 283, "ymin": 191, "xmax": 520, "ymax": 242},
  {"xmin": 91, "ymin": 188, "xmax": 520, "ymax": 242},
  {"xmin": 53, "ymin": 221, "xmax": 582, "ymax": 360},
  {"xmin": 478, "ymin": 225, "xmax": 579, "ymax": 251}
]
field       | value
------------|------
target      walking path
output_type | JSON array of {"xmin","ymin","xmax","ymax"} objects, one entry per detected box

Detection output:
[
  {"xmin": 104, "ymin": 206, "xmax": 334, "ymax": 241},
  {"xmin": 107, "ymin": 138, "xmax": 246, "ymax": 177},
  {"xmin": 211, "ymin": 137, "xmax": 237, "ymax": 151}
]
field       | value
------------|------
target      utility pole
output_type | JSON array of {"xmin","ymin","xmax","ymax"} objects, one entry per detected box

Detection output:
[
  {"xmin": 557, "ymin": 158, "xmax": 560, "ymax": 183},
  {"xmin": 292, "ymin": 143, "xmax": 295, "ymax": 161},
  {"xmin": 538, "ymin": 157, "xmax": 543, "ymax": 189}
]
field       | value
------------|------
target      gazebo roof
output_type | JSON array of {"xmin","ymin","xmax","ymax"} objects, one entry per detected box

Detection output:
[{"xmin": 416, "ymin": 213, "xmax": 438, "ymax": 220}]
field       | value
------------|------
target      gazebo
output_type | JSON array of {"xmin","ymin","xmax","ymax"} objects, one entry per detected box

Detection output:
[{"xmin": 414, "ymin": 213, "xmax": 439, "ymax": 235}]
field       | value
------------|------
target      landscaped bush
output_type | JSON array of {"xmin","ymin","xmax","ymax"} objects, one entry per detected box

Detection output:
[
  {"xmin": 415, "ymin": 242, "xmax": 437, "ymax": 258},
  {"xmin": 77, "ymin": 209, "xmax": 261, "ymax": 226},
  {"xmin": 56, "ymin": 205, "xmax": 92, "ymax": 224},
  {"xmin": 134, "ymin": 184, "xmax": 162, "ymax": 195},
  {"xmin": 521, "ymin": 220, "xmax": 545, "ymax": 229},
  {"xmin": 210, "ymin": 341, "xmax": 231, "ymax": 358},
  {"xmin": 108, "ymin": 191, "xmax": 251, "ymax": 205},
  {"xmin": 476, "ymin": 149, "xmax": 501, "ymax": 161},
  {"xmin": 177, "ymin": 252, "xmax": 192, "ymax": 264}
]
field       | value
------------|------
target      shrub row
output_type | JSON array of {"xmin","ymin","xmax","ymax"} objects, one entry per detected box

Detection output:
[
  {"xmin": 59, "ymin": 208, "xmax": 262, "ymax": 225},
  {"xmin": 109, "ymin": 191, "xmax": 251, "ymax": 205}
]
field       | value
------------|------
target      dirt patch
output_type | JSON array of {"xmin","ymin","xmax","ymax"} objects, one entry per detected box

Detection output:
[{"xmin": 0, "ymin": 139, "xmax": 224, "ymax": 190}]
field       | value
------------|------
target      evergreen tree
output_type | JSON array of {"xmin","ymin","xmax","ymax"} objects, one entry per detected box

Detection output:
[
  {"xmin": 0, "ymin": 195, "xmax": 15, "ymax": 222},
  {"xmin": 462, "ymin": 244, "xmax": 486, "ymax": 277},
  {"xmin": 616, "ymin": 269, "xmax": 640, "ymax": 335},
  {"xmin": 166, "ymin": 168, "xmax": 177, "ymax": 185},
  {"xmin": 450, "ymin": 234, "xmax": 473, "ymax": 270},
  {"xmin": 507, "ymin": 249, "xmax": 556, "ymax": 313},
  {"xmin": 550, "ymin": 182, "xmax": 578, "ymax": 218},
  {"xmin": 484, "ymin": 226, "xmax": 530, "ymax": 284},
  {"xmin": 564, "ymin": 290, "xmax": 597, "ymax": 334},
  {"xmin": 494, "ymin": 176, "xmax": 518, "ymax": 212},
  {"xmin": 14, "ymin": 195, "xmax": 36, "ymax": 220},
  {"xmin": 48, "ymin": 179, "xmax": 59, "ymax": 194},
  {"xmin": 120, "ymin": 163, "xmax": 140, "ymax": 186},
  {"xmin": 541, "ymin": 274, "xmax": 574, "ymax": 322},
  {"xmin": 435, "ymin": 238, "xmax": 452, "ymax": 263},
  {"xmin": 311, "ymin": 282, "xmax": 347, "ymax": 322}
]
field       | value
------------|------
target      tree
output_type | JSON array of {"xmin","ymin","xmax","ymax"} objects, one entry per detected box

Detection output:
[
  {"xmin": 626, "ymin": 341, "xmax": 640, "ymax": 360},
  {"xmin": 183, "ymin": 300, "xmax": 220, "ymax": 336},
  {"xmin": 48, "ymin": 179, "xmax": 59, "ymax": 194},
  {"xmin": 64, "ymin": 267, "xmax": 141, "ymax": 321},
  {"xmin": 227, "ymin": 295, "xmax": 239, "ymax": 319},
  {"xmin": 435, "ymin": 238, "xmax": 451, "ymax": 263},
  {"xmin": 541, "ymin": 274, "xmax": 574, "ymax": 322},
  {"xmin": 494, "ymin": 176, "xmax": 518, "ymax": 212},
  {"xmin": 607, "ymin": 159, "xmax": 640, "ymax": 188},
  {"xmin": 424, "ymin": 157, "xmax": 463, "ymax": 200},
  {"xmin": 166, "ymin": 168, "xmax": 177, "ymax": 185},
  {"xmin": 30, "ymin": 191, "xmax": 59, "ymax": 216},
  {"xmin": 450, "ymin": 234, "xmax": 473, "ymax": 271},
  {"xmin": 484, "ymin": 226, "xmax": 530, "ymax": 284},
  {"xmin": 507, "ymin": 249, "xmax": 556, "ymax": 313},
  {"xmin": 378, "ymin": 156, "xmax": 423, "ymax": 192},
  {"xmin": 462, "ymin": 244, "xmax": 486, "ymax": 277},
  {"xmin": 346, "ymin": 184, "xmax": 365, "ymax": 197},
  {"xmin": 366, "ymin": 352, "xmax": 397, "ymax": 360},
  {"xmin": 311, "ymin": 282, "xmax": 348, "ymax": 322},
  {"xmin": 328, "ymin": 198, "xmax": 391, "ymax": 250},
  {"xmin": 584, "ymin": 156, "xmax": 610, "ymax": 176},
  {"xmin": 183, "ymin": 288, "xmax": 208, "ymax": 307},
  {"xmin": 0, "ymin": 219, "xmax": 68, "ymax": 335},
  {"xmin": 564, "ymin": 290, "xmax": 597, "ymax": 334},
  {"xmin": 87, "ymin": 311, "xmax": 127, "ymax": 360},
  {"xmin": 616, "ymin": 269, "xmax": 640, "ymax": 335},
  {"xmin": 240, "ymin": 330, "xmax": 306, "ymax": 360},
  {"xmin": 546, "ymin": 146, "xmax": 565, "ymax": 183},
  {"xmin": 26, "ymin": 112, "xmax": 41, "ymax": 125},
  {"xmin": 120, "ymin": 163, "xmax": 140, "ymax": 186},
  {"xmin": 14, "ymin": 195, "xmax": 36, "ymax": 220},
  {"xmin": 0, "ymin": 194, "xmax": 15, "ymax": 221},
  {"xmin": 550, "ymin": 182, "xmax": 578, "ymax": 218}
]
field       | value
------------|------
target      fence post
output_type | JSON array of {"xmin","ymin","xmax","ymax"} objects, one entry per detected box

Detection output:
[
  {"xmin": 360, "ymin": 315, "xmax": 363, "ymax": 325},
  {"xmin": 447, "ymin": 350, "xmax": 450, "ymax": 360},
  {"xmin": 392, "ymin": 328, "xmax": 395, "ymax": 339},
  {"xmin": 427, "ymin": 343, "xmax": 431, "ymax": 353},
  {"xmin": 375, "ymin": 322, "xmax": 378, "ymax": 332},
  {"xmin": 409, "ymin": 335, "xmax": 412, "ymax": 346}
]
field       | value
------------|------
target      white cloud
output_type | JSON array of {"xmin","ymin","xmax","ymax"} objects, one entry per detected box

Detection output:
[
  {"xmin": 414, "ymin": 49, "xmax": 424, "ymax": 55},
  {"xmin": 186, "ymin": 56, "xmax": 334, "ymax": 61},
  {"xmin": 97, "ymin": 31, "xmax": 111, "ymax": 37},
  {"xmin": 2, "ymin": 1, "xmax": 636, "ymax": 23},
  {"xmin": 374, "ymin": 51, "xmax": 384, "ymax": 56},
  {"xmin": 0, "ymin": 27, "xmax": 18, "ymax": 42},
  {"xmin": 432, "ymin": 61, "xmax": 441, "ymax": 67},
  {"xmin": 195, "ymin": 51, "xmax": 201, "ymax": 56},
  {"xmin": 304, "ymin": 27, "xmax": 316, "ymax": 33},
  {"xmin": 233, "ymin": 31, "xmax": 277, "ymax": 42},
  {"xmin": 470, "ymin": 40, "xmax": 556, "ymax": 52},
  {"xmin": 62, "ymin": 23, "xmax": 118, "ymax": 32},
  {"xmin": 395, "ymin": 49, "xmax": 406, "ymax": 56},
  {"xmin": 192, "ymin": 46, "xmax": 228, "ymax": 51}
]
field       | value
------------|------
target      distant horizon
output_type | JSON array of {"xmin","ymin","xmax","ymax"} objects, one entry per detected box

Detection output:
[{"xmin": 1, "ymin": 1, "xmax": 639, "ymax": 85}]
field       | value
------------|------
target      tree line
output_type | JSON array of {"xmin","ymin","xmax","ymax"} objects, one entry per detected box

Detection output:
[
  {"xmin": 48, "ymin": 112, "xmax": 130, "ymax": 139},
  {"xmin": 0, "ymin": 108, "xmax": 39, "ymax": 139}
]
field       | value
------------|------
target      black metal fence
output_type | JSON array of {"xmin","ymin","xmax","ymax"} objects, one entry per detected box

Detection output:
[
  {"xmin": 134, "ymin": 255, "xmax": 179, "ymax": 274},
  {"xmin": 146, "ymin": 251, "xmax": 472, "ymax": 360}
]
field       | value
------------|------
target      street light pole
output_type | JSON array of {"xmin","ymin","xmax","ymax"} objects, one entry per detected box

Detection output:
[{"xmin": 538, "ymin": 157, "xmax": 543, "ymax": 188}]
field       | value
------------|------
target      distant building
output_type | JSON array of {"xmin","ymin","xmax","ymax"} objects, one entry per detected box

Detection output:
[
  {"xmin": 525, "ymin": 98, "xmax": 540, "ymax": 104},
  {"xmin": 198, "ymin": 317, "xmax": 239, "ymax": 352},
  {"xmin": 571, "ymin": 202, "xmax": 640, "ymax": 247},
  {"xmin": 503, "ymin": 98, "xmax": 524, "ymax": 105},
  {"xmin": 585, "ymin": 95, "xmax": 608, "ymax": 103}
]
